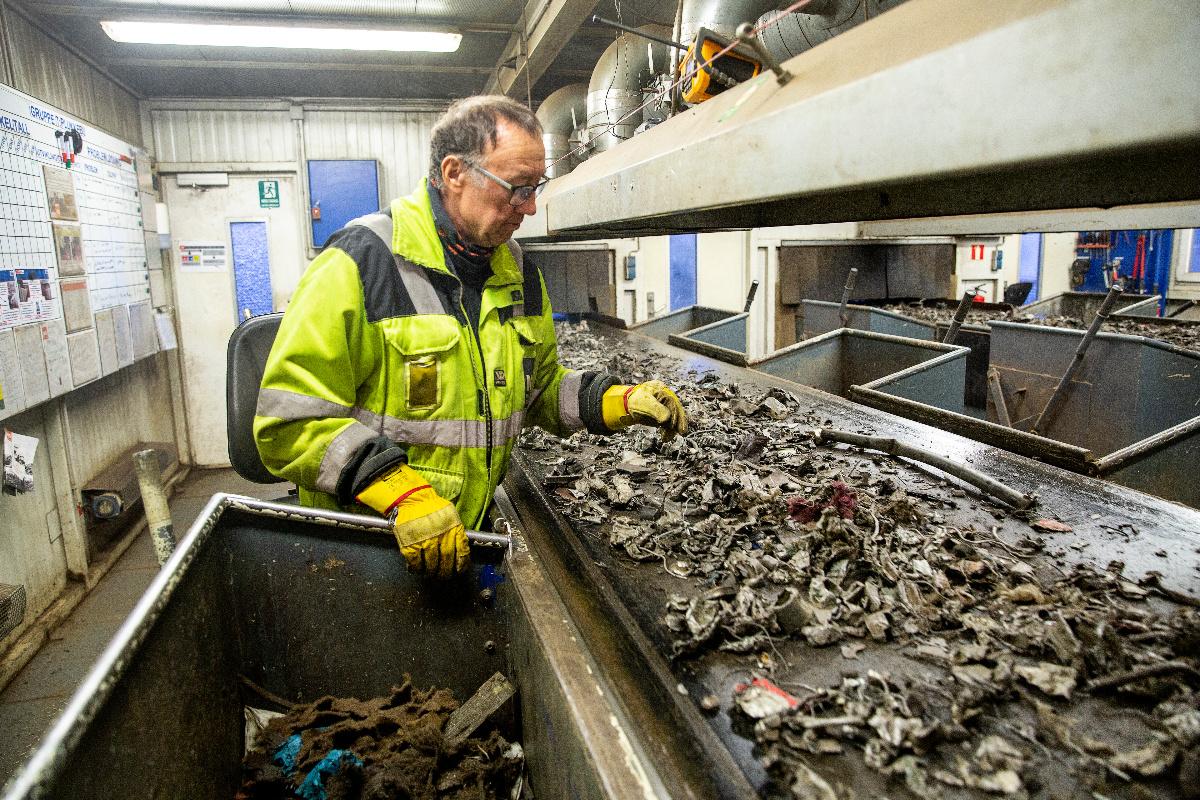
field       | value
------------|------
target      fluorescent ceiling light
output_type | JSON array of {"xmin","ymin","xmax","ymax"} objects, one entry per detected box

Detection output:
[{"xmin": 100, "ymin": 20, "xmax": 461, "ymax": 52}]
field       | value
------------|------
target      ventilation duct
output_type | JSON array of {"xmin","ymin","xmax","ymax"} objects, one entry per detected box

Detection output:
[
  {"xmin": 585, "ymin": 26, "xmax": 671, "ymax": 156},
  {"xmin": 535, "ymin": 83, "xmax": 587, "ymax": 179},
  {"xmin": 680, "ymin": 0, "xmax": 784, "ymax": 43},
  {"xmin": 756, "ymin": 0, "xmax": 910, "ymax": 62}
]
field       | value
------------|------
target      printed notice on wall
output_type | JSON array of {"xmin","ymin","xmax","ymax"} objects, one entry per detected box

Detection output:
[
  {"xmin": 177, "ymin": 241, "xmax": 227, "ymax": 272},
  {"xmin": 94, "ymin": 307, "xmax": 119, "ymax": 376},
  {"xmin": 67, "ymin": 329, "xmax": 100, "ymax": 387},
  {"xmin": 3, "ymin": 428, "xmax": 38, "ymax": 494},
  {"xmin": 40, "ymin": 318, "xmax": 72, "ymax": 397},
  {"xmin": 154, "ymin": 311, "xmax": 178, "ymax": 351},
  {"xmin": 0, "ymin": 329, "xmax": 24, "ymax": 420}
]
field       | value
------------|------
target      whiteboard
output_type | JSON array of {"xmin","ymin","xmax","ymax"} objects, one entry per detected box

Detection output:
[{"xmin": 0, "ymin": 82, "xmax": 156, "ymax": 416}]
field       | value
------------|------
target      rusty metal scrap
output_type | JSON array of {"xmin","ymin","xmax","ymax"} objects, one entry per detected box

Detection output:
[{"xmin": 523, "ymin": 322, "xmax": 1200, "ymax": 799}]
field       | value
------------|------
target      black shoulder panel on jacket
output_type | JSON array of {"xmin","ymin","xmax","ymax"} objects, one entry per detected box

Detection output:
[
  {"xmin": 325, "ymin": 225, "xmax": 417, "ymax": 323},
  {"xmin": 521, "ymin": 253, "xmax": 544, "ymax": 318}
]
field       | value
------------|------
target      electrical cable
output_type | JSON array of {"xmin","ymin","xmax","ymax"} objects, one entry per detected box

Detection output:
[{"xmin": 546, "ymin": 0, "xmax": 820, "ymax": 172}]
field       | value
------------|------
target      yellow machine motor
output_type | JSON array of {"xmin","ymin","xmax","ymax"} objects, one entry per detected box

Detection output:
[{"xmin": 678, "ymin": 27, "xmax": 762, "ymax": 105}]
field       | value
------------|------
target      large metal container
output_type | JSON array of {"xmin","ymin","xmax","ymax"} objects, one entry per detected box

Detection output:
[
  {"xmin": 800, "ymin": 299, "xmax": 936, "ymax": 340},
  {"xmin": 750, "ymin": 328, "xmax": 969, "ymax": 414},
  {"xmin": 1021, "ymin": 290, "xmax": 1151, "ymax": 320},
  {"xmin": 1114, "ymin": 295, "xmax": 1194, "ymax": 318},
  {"xmin": 858, "ymin": 322, "xmax": 1200, "ymax": 507},
  {"xmin": 666, "ymin": 312, "xmax": 750, "ymax": 365},
  {"xmin": 988, "ymin": 321, "xmax": 1200, "ymax": 505},
  {"xmin": 1, "ymin": 495, "xmax": 680, "ymax": 800},
  {"xmin": 627, "ymin": 305, "xmax": 738, "ymax": 342}
]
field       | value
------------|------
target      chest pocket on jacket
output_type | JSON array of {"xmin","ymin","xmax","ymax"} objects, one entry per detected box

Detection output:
[
  {"xmin": 384, "ymin": 316, "xmax": 461, "ymax": 412},
  {"xmin": 508, "ymin": 317, "xmax": 542, "ymax": 406}
]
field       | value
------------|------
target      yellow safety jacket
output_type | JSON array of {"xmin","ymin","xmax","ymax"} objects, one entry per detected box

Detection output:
[{"xmin": 253, "ymin": 181, "xmax": 611, "ymax": 530}]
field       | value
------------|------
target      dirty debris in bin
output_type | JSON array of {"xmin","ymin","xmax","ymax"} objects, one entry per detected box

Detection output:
[
  {"xmin": 237, "ymin": 675, "xmax": 523, "ymax": 800},
  {"xmin": 519, "ymin": 322, "xmax": 1200, "ymax": 799}
]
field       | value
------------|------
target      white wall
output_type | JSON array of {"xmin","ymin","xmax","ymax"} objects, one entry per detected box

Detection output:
[
  {"xmin": 0, "ymin": 8, "xmax": 181, "ymax": 660},
  {"xmin": 146, "ymin": 100, "xmax": 444, "ymax": 262},
  {"xmin": 1040, "ymin": 232, "xmax": 1078, "ymax": 298}
]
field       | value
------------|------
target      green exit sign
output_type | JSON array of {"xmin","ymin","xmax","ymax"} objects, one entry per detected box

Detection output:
[{"xmin": 258, "ymin": 180, "xmax": 280, "ymax": 208}]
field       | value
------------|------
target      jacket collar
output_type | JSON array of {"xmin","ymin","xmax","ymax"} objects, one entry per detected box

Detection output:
[{"xmin": 390, "ymin": 179, "xmax": 522, "ymax": 287}]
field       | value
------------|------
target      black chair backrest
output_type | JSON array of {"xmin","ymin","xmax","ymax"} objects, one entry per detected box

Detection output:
[
  {"xmin": 225, "ymin": 313, "xmax": 285, "ymax": 483},
  {"xmin": 1003, "ymin": 282, "xmax": 1034, "ymax": 306}
]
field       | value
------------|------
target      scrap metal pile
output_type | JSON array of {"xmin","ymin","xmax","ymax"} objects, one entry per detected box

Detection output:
[
  {"xmin": 238, "ymin": 677, "xmax": 523, "ymax": 800},
  {"xmin": 520, "ymin": 322, "xmax": 1200, "ymax": 800}
]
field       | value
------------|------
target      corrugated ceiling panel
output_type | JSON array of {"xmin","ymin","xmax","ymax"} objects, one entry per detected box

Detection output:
[
  {"xmin": 304, "ymin": 109, "xmax": 440, "ymax": 201},
  {"xmin": 5, "ymin": 13, "xmax": 142, "ymax": 144},
  {"xmin": 149, "ymin": 108, "xmax": 294, "ymax": 163}
]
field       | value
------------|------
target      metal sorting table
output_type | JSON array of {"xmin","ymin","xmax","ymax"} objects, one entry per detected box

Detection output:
[
  {"xmin": 505, "ymin": 323, "xmax": 1200, "ymax": 799},
  {"xmin": 1, "ymin": 494, "xmax": 678, "ymax": 800}
]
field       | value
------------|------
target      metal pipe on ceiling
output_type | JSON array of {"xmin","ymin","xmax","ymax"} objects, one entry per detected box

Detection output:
[
  {"xmin": 584, "ymin": 26, "xmax": 671, "ymax": 156},
  {"xmin": 535, "ymin": 83, "xmax": 587, "ymax": 179},
  {"xmin": 679, "ymin": 0, "xmax": 783, "ymax": 43},
  {"xmin": 755, "ymin": 0, "xmax": 910, "ymax": 62}
]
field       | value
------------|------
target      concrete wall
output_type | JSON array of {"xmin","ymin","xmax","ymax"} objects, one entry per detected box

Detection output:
[{"xmin": 0, "ymin": 6, "xmax": 180, "ymax": 659}]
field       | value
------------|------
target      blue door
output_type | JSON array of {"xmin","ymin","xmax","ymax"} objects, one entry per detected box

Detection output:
[
  {"xmin": 1017, "ymin": 233, "xmax": 1042, "ymax": 303},
  {"xmin": 307, "ymin": 160, "xmax": 380, "ymax": 248},
  {"xmin": 230, "ymin": 221, "xmax": 272, "ymax": 319},
  {"xmin": 669, "ymin": 234, "xmax": 697, "ymax": 311}
]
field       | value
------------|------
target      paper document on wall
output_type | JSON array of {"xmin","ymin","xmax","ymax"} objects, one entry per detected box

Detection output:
[
  {"xmin": 154, "ymin": 311, "xmax": 178, "ymax": 351},
  {"xmin": 41, "ymin": 318, "xmax": 72, "ymax": 397},
  {"xmin": 0, "ymin": 329, "xmax": 25, "ymax": 420},
  {"xmin": 14, "ymin": 324, "xmax": 50, "ymax": 406},
  {"xmin": 112, "ymin": 305, "xmax": 133, "ymax": 368},
  {"xmin": 60, "ymin": 279, "xmax": 93, "ymax": 333},
  {"xmin": 128, "ymin": 301, "xmax": 157, "ymax": 360},
  {"xmin": 94, "ymin": 308, "xmax": 119, "ymax": 376},
  {"xmin": 67, "ymin": 329, "xmax": 101, "ymax": 387},
  {"xmin": 3, "ymin": 428, "xmax": 38, "ymax": 494}
]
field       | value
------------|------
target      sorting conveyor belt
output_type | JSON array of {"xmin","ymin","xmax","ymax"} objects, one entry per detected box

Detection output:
[{"xmin": 502, "ymin": 321, "xmax": 1200, "ymax": 799}]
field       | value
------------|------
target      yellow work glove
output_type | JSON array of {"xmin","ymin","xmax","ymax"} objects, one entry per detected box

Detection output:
[
  {"xmin": 355, "ymin": 463, "xmax": 469, "ymax": 579},
  {"xmin": 601, "ymin": 380, "xmax": 688, "ymax": 440}
]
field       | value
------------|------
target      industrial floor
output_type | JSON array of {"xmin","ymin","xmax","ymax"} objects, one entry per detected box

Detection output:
[{"xmin": 0, "ymin": 468, "xmax": 283, "ymax": 788}]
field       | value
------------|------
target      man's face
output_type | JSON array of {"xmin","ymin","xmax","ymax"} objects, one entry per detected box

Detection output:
[{"xmin": 439, "ymin": 118, "xmax": 545, "ymax": 248}]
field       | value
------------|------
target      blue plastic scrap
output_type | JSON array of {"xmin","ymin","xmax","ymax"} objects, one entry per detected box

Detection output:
[
  {"xmin": 478, "ymin": 564, "xmax": 507, "ymax": 593},
  {"xmin": 272, "ymin": 734, "xmax": 303, "ymax": 776},
  {"xmin": 296, "ymin": 749, "xmax": 364, "ymax": 800}
]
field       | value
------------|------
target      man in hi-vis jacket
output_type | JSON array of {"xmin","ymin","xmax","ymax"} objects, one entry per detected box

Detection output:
[{"xmin": 254, "ymin": 96, "xmax": 688, "ymax": 578}]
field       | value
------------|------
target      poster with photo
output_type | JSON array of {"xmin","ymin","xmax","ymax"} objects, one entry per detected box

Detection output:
[
  {"xmin": 0, "ymin": 270, "xmax": 19, "ymax": 327},
  {"xmin": 15, "ymin": 270, "xmax": 55, "ymax": 323},
  {"xmin": 42, "ymin": 165, "xmax": 78, "ymax": 221},
  {"xmin": 3, "ymin": 428, "xmax": 38, "ymax": 494},
  {"xmin": 52, "ymin": 223, "xmax": 85, "ymax": 276}
]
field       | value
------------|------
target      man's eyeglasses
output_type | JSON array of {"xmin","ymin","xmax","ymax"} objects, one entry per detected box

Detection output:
[{"xmin": 468, "ymin": 162, "xmax": 549, "ymax": 207}]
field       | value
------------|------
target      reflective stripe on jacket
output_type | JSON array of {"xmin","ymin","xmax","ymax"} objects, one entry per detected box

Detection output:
[{"xmin": 253, "ymin": 180, "xmax": 597, "ymax": 529}]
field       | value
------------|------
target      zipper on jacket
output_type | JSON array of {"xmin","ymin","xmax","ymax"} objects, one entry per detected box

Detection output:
[{"xmin": 454, "ymin": 286, "xmax": 493, "ymax": 474}]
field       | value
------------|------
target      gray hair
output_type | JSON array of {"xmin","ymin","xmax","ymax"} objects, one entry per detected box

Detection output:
[{"xmin": 428, "ymin": 95, "xmax": 542, "ymax": 185}]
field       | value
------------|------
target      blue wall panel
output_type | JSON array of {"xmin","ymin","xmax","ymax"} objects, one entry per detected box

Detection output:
[
  {"xmin": 1017, "ymin": 233, "xmax": 1042, "ymax": 303},
  {"xmin": 230, "ymin": 221, "xmax": 272, "ymax": 319},
  {"xmin": 308, "ymin": 160, "xmax": 380, "ymax": 248},
  {"xmin": 1078, "ymin": 229, "xmax": 1174, "ymax": 309},
  {"xmin": 669, "ymin": 234, "xmax": 697, "ymax": 311}
]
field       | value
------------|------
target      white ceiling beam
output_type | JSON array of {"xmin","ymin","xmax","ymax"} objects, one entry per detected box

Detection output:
[
  {"xmin": 483, "ymin": 0, "xmax": 597, "ymax": 97},
  {"xmin": 858, "ymin": 203, "xmax": 1200, "ymax": 238}
]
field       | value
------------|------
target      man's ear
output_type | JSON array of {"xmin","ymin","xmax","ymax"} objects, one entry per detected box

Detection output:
[{"xmin": 441, "ymin": 155, "xmax": 467, "ymax": 189}]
